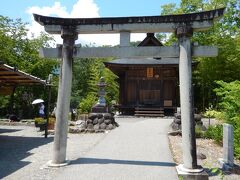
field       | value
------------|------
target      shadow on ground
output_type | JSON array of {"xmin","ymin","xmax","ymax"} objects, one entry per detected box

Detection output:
[
  {"xmin": 0, "ymin": 128, "xmax": 21, "ymax": 134},
  {"xmin": 71, "ymin": 157, "xmax": 176, "ymax": 167},
  {"xmin": 0, "ymin": 128, "xmax": 53, "ymax": 179}
]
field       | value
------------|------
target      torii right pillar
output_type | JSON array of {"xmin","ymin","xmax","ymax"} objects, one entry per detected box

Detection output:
[{"xmin": 176, "ymin": 25, "xmax": 206, "ymax": 178}]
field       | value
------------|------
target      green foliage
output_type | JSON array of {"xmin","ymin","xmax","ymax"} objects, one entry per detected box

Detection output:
[
  {"xmin": 214, "ymin": 81, "xmax": 240, "ymax": 122},
  {"xmin": 209, "ymin": 168, "xmax": 224, "ymax": 179},
  {"xmin": 195, "ymin": 125, "xmax": 204, "ymax": 138},
  {"xmin": 203, "ymin": 125, "xmax": 223, "ymax": 144},
  {"xmin": 214, "ymin": 80, "xmax": 240, "ymax": 159},
  {"xmin": 78, "ymin": 93, "xmax": 97, "ymax": 113},
  {"xmin": 72, "ymin": 57, "xmax": 119, "ymax": 111},
  {"xmin": 0, "ymin": 16, "xmax": 58, "ymax": 118},
  {"xmin": 204, "ymin": 109, "xmax": 224, "ymax": 120},
  {"xmin": 34, "ymin": 117, "xmax": 46, "ymax": 124},
  {"xmin": 160, "ymin": 0, "xmax": 240, "ymax": 111}
]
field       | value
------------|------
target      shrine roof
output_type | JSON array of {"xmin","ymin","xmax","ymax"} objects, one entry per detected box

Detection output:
[{"xmin": 0, "ymin": 62, "xmax": 46, "ymax": 86}]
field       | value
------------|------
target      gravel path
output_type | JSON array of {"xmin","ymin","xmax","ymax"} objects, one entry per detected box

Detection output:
[
  {"xmin": 0, "ymin": 125, "xmax": 106, "ymax": 180},
  {"xmin": 54, "ymin": 117, "xmax": 178, "ymax": 180},
  {"xmin": 0, "ymin": 117, "xmax": 177, "ymax": 180}
]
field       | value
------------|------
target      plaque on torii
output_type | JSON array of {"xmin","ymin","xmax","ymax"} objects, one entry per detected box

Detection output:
[{"xmin": 33, "ymin": 8, "xmax": 225, "ymax": 174}]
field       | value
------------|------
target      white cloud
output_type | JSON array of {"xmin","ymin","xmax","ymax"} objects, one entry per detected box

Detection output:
[
  {"xmin": 71, "ymin": 0, "xmax": 99, "ymax": 18},
  {"xmin": 26, "ymin": 0, "xmax": 145, "ymax": 46}
]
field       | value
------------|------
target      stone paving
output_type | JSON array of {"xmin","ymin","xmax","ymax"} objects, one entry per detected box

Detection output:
[{"xmin": 0, "ymin": 117, "xmax": 178, "ymax": 180}]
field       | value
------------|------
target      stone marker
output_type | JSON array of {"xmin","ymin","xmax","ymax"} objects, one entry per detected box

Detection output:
[
  {"xmin": 219, "ymin": 123, "xmax": 234, "ymax": 170},
  {"xmin": 223, "ymin": 124, "xmax": 234, "ymax": 166}
]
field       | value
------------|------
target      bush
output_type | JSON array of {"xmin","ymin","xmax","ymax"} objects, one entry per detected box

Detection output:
[
  {"xmin": 195, "ymin": 125, "xmax": 204, "ymax": 138},
  {"xmin": 204, "ymin": 109, "xmax": 224, "ymax": 120},
  {"xmin": 203, "ymin": 125, "xmax": 223, "ymax": 144},
  {"xmin": 78, "ymin": 94, "xmax": 97, "ymax": 113},
  {"xmin": 214, "ymin": 80, "xmax": 240, "ymax": 159},
  {"xmin": 34, "ymin": 117, "xmax": 46, "ymax": 124}
]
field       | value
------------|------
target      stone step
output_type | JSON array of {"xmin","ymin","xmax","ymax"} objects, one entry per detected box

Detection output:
[
  {"xmin": 135, "ymin": 107, "xmax": 164, "ymax": 111},
  {"xmin": 135, "ymin": 113, "xmax": 164, "ymax": 117},
  {"xmin": 135, "ymin": 110, "xmax": 164, "ymax": 114}
]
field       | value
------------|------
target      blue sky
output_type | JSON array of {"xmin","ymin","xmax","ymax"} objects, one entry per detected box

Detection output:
[{"xmin": 0, "ymin": 0, "xmax": 180, "ymax": 45}]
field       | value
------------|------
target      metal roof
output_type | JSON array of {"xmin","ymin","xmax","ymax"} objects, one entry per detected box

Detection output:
[{"xmin": 0, "ymin": 63, "xmax": 46, "ymax": 86}]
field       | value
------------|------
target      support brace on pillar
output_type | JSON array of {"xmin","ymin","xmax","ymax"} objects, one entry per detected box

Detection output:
[{"xmin": 50, "ymin": 26, "xmax": 78, "ymax": 166}]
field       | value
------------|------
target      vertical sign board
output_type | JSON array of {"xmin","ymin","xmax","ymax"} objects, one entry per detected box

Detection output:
[{"xmin": 147, "ymin": 67, "xmax": 153, "ymax": 78}]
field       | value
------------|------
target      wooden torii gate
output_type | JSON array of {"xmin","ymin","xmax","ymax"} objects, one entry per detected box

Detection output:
[{"xmin": 33, "ymin": 8, "xmax": 224, "ymax": 173}]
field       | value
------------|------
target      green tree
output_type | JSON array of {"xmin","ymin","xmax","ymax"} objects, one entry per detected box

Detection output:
[
  {"xmin": 160, "ymin": 0, "xmax": 240, "ymax": 110},
  {"xmin": 72, "ymin": 56, "xmax": 119, "ymax": 113},
  {"xmin": 0, "ymin": 16, "xmax": 58, "ymax": 118},
  {"xmin": 214, "ymin": 81, "xmax": 240, "ymax": 159}
]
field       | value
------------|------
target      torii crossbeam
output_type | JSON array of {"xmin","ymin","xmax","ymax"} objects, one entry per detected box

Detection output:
[{"xmin": 33, "ymin": 8, "xmax": 225, "ymax": 175}]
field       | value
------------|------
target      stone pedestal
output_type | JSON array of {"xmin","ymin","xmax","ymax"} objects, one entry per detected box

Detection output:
[
  {"xmin": 177, "ymin": 164, "xmax": 208, "ymax": 180},
  {"xmin": 91, "ymin": 105, "xmax": 108, "ymax": 113},
  {"xmin": 69, "ymin": 113, "xmax": 118, "ymax": 133}
]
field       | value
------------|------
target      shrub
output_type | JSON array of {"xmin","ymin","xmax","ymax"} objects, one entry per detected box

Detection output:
[
  {"xmin": 214, "ymin": 80, "xmax": 240, "ymax": 159},
  {"xmin": 195, "ymin": 125, "xmax": 204, "ymax": 138},
  {"xmin": 48, "ymin": 117, "xmax": 55, "ymax": 124},
  {"xmin": 204, "ymin": 109, "xmax": 224, "ymax": 120},
  {"xmin": 34, "ymin": 117, "xmax": 46, "ymax": 124},
  {"xmin": 203, "ymin": 125, "xmax": 223, "ymax": 144},
  {"xmin": 78, "ymin": 94, "xmax": 97, "ymax": 113}
]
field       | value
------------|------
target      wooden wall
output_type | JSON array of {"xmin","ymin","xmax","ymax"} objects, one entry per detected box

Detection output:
[{"xmin": 120, "ymin": 66, "xmax": 178, "ymax": 108}]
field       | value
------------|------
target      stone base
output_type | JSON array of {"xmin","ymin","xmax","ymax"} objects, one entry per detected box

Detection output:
[
  {"xmin": 218, "ymin": 158, "xmax": 234, "ymax": 171},
  {"xmin": 69, "ymin": 112, "xmax": 118, "ymax": 134},
  {"xmin": 91, "ymin": 105, "xmax": 108, "ymax": 113},
  {"xmin": 176, "ymin": 164, "xmax": 208, "ymax": 180},
  {"xmin": 46, "ymin": 160, "xmax": 70, "ymax": 167}
]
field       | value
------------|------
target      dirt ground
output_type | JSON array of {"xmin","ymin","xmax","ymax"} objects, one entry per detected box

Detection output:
[{"xmin": 169, "ymin": 135, "xmax": 240, "ymax": 180}]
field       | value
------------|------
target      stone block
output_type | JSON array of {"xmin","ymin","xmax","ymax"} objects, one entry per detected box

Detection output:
[
  {"xmin": 174, "ymin": 117, "xmax": 181, "ymax": 124},
  {"xmin": 86, "ymin": 119, "xmax": 93, "ymax": 124},
  {"xmin": 194, "ymin": 114, "xmax": 202, "ymax": 122},
  {"xmin": 88, "ymin": 113, "xmax": 98, "ymax": 120},
  {"xmin": 93, "ymin": 124, "xmax": 100, "ymax": 130},
  {"xmin": 93, "ymin": 118, "xmax": 98, "ymax": 125},
  {"xmin": 103, "ymin": 113, "xmax": 112, "ymax": 119},
  {"xmin": 104, "ymin": 119, "xmax": 111, "ymax": 125},
  {"xmin": 100, "ymin": 123, "xmax": 107, "ymax": 129},
  {"xmin": 107, "ymin": 124, "xmax": 114, "ymax": 130},
  {"xmin": 171, "ymin": 122, "xmax": 181, "ymax": 131},
  {"xmin": 87, "ymin": 124, "xmax": 94, "ymax": 129},
  {"xmin": 174, "ymin": 113, "xmax": 181, "ymax": 119}
]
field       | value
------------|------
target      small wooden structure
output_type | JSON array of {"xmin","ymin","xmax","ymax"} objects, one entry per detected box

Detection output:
[
  {"xmin": 105, "ymin": 58, "xmax": 179, "ymax": 116},
  {"xmin": 0, "ymin": 62, "xmax": 46, "ymax": 114},
  {"xmin": 0, "ymin": 62, "xmax": 45, "ymax": 87},
  {"xmin": 104, "ymin": 33, "xmax": 178, "ymax": 116}
]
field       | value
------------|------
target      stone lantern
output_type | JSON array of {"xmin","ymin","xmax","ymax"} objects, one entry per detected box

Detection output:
[{"xmin": 91, "ymin": 77, "xmax": 108, "ymax": 113}]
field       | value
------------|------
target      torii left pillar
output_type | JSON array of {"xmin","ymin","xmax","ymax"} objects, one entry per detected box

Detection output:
[{"xmin": 49, "ymin": 26, "xmax": 78, "ymax": 166}]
